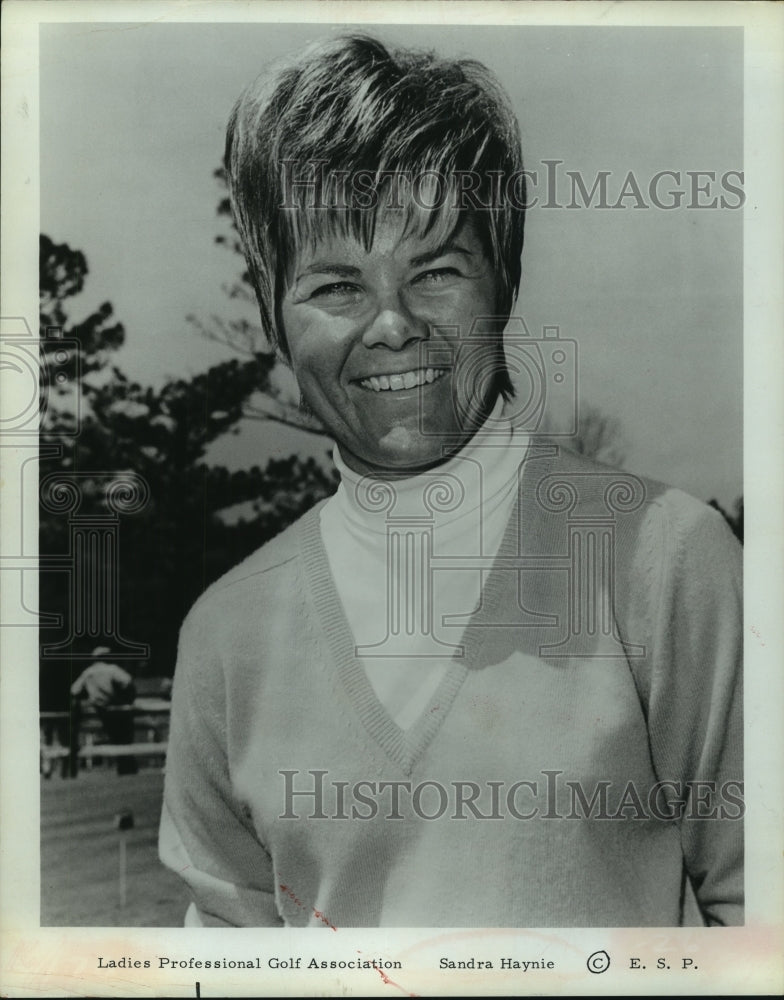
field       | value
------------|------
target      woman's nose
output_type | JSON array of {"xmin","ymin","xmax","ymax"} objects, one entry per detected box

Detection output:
[{"xmin": 361, "ymin": 294, "xmax": 427, "ymax": 351}]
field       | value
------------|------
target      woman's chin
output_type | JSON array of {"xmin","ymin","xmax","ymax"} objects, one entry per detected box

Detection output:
[{"xmin": 340, "ymin": 427, "xmax": 473, "ymax": 477}]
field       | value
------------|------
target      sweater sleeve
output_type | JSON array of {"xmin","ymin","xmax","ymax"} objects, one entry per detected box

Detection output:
[
  {"xmin": 644, "ymin": 498, "xmax": 743, "ymax": 926},
  {"xmin": 158, "ymin": 602, "xmax": 283, "ymax": 927}
]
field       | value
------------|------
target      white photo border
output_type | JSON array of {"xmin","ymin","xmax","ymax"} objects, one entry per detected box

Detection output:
[{"xmin": 1, "ymin": 1, "xmax": 782, "ymax": 996}]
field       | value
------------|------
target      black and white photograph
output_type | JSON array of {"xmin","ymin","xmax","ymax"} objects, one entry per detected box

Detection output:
[{"xmin": 1, "ymin": 1, "xmax": 782, "ymax": 996}]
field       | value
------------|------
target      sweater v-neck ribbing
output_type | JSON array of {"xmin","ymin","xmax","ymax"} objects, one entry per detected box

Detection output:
[{"xmin": 298, "ymin": 445, "xmax": 557, "ymax": 774}]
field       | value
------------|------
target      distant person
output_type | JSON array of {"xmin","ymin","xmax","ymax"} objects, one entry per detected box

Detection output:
[{"xmin": 71, "ymin": 647, "xmax": 138, "ymax": 775}]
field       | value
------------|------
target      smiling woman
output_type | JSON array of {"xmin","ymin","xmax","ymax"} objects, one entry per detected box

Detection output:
[
  {"xmin": 159, "ymin": 32, "xmax": 743, "ymax": 930},
  {"xmin": 280, "ymin": 214, "xmax": 501, "ymax": 473}
]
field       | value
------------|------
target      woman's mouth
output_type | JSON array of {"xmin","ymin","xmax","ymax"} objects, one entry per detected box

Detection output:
[{"xmin": 358, "ymin": 368, "xmax": 447, "ymax": 392}]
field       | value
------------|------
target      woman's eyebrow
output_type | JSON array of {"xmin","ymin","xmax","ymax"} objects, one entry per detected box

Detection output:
[
  {"xmin": 295, "ymin": 262, "xmax": 362, "ymax": 281},
  {"xmin": 295, "ymin": 242, "xmax": 474, "ymax": 282},
  {"xmin": 408, "ymin": 242, "xmax": 473, "ymax": 268}
]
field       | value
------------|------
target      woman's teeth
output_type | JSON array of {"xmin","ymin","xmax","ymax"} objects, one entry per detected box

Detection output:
[{"xmin": 360, "ymin": 368, "xmax": 446, "ymax": 392}]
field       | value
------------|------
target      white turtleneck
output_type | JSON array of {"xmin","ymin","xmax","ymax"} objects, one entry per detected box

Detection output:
[{"xmin": 319, "ymin": 398, "xmax": 529, "ymax": 729}]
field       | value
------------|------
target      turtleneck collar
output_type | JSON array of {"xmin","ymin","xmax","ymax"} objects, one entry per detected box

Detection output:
[{"xmin": 329, "ymin": 396, "xmax": 527, "ymax": 536}]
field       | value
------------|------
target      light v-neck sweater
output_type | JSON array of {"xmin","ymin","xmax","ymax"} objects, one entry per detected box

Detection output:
[{"xmin": 159, "ymin": 445, "xmax": 743, "ymax": 928}]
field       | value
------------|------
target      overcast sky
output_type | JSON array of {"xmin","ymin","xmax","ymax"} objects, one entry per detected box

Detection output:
[{"xmin": 40, "ymin": 22, "xmax": 743, "ymax": 506}]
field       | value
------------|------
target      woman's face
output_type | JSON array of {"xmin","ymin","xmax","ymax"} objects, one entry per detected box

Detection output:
[{"xmin": 279, "ymin": 212, "xmax": 503, "ymax": 476}]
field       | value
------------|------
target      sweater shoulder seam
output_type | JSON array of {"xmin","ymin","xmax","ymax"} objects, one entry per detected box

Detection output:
[{"xmin": 188, "ymin": 506, "xmax": 324, "ymax": 618}]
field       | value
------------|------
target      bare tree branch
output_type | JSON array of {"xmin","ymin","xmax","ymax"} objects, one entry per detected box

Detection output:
[{"xmin": 242, "ymin": 398, "xmax": 331, "ymax": 437}]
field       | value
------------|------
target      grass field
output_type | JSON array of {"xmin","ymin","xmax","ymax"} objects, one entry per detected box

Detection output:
[{"xmin": 41, "ymin": 768, "xmax": 190, "ymax": 926}]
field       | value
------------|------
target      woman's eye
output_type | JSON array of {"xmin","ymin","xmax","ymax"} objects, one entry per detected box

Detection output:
[
  {"xmin": 311, "ymin": 281, "xmax": 360, "ymax": 299},
  {"xmin": 413, "ymin": 267, "xmax": 460, "ymax": 286}
]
